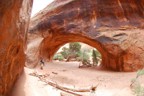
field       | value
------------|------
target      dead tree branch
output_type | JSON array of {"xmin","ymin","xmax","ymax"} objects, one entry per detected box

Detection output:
[{"xmin": 29, "ymin": 72, "xmax": 98, "ymax": 96}]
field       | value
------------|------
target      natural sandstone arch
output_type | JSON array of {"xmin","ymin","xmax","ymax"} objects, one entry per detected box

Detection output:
[
  {"xmin": 28, "ymin": 0, "xmax": 144, "ymax": 72},
  {"xmin": 38, "ymin": 30, "xmax": 136, "ymax": 72},
  {"xmin": 40, "ymin": 33, "xmax": 107, "ymax": 68}
]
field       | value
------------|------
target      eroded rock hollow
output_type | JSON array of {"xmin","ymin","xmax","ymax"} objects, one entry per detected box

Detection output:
[
  {"xmin": 0, "ymin": 0, "xmax": 33, "ymax": 95},
  {"xmin": 28, "ymin": 0, "xmax": 144, "ymax": 72}
]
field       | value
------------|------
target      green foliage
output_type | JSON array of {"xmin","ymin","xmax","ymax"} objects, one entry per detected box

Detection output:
[
  {"xmin": 69, "ymin": 42, "xmax": 81, "ymax": 52},
  {"xmin": 60, "ymin": 42, "xmax": 82, "ymax": 61},
  {"xmin": 58, "ymin": 42, "xmax": 82, "ymax": 60},
  {"xmin": 82, "ymin": 50, "xmax": 90, "ymax": 62},
  {"xmin": 132, "ymin": 83, "xmax": 144, "ymax": 96},
  {"xmin": 77, "ymin": 50, "xmax": 90, "ymax": 65},
  {"xmin": 137, "ymin": 70, "xmax": 144, "ymax": 77},
  {"xmin": 60, "ymin": 47, "xmax": 70, "ymax": 59},
  {"xmin": 53, "ymin": 54, "xmax": 64, "ymax": 61},
  {"xmin": 92, "ymin": 49, "xmax": 98, "ymax": 65},
  {"xmin": 93, "ymin": 49, "xmax": 101, "ymax": 58},
  {"xmin": 131, "ymin": 69, "xmax": 144, "ymax": 96},
  {"xmin": 53, "ymin": 42, "xmax": 102, "ymax": 66}
]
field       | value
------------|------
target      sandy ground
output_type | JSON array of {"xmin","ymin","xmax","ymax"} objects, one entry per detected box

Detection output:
[{"xmin": 11, "ymin": 61, "xmax": 144, "ymax": 96}]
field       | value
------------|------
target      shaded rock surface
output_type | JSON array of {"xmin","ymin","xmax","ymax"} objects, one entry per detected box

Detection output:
[
  {"xmin": 28, "ymin": 0, "xmax": 144, "ymax": 71},
  {"xmin": 0, "ymin": 0, "xmax": 33, "ymax": 95}
]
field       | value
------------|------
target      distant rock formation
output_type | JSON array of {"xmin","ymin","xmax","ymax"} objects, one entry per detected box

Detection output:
[
  {"xmin": 0, "ymin": 0, "xmax": 33, "ymax": 95},
  {"xmin": 28, "ymin": 0, "xmax": 144, "ymax": 72}
]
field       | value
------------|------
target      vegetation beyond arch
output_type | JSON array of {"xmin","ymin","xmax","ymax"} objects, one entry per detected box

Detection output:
[{"xmin": 53, "ymin": 42, "xmax": 102, "ymax": 67}]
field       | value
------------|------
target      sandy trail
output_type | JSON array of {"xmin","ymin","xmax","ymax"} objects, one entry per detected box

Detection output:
[
  {"xmin": 11, "ymin": 61, "xmax": 144, "ymax": 96},
  {"xmin": 11, "ymin": 67, "xmax": 61, "ymax": 96}
]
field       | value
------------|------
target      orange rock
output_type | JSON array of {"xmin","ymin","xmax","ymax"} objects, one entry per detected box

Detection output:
[
  {"xmin": 28, "ymin": 0, "xmax": 144, "ymax": 72},
  {"xmin": 0, "ymin": 0, "xmax": 33, "ymax": 95}
]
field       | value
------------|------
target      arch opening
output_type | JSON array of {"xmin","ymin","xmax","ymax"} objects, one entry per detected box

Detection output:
[{"xmin": 53, "ymin": 42, "xmax": 102, "ymax": 68}]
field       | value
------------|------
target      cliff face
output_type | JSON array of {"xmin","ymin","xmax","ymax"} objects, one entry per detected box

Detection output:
[
  {"xmin": 29, "ymin": 0, "xmax": 144, "ymax": 71},
  {"xmin": 0, "ymin": 0, "xmax": 33, "ymax": 95}
]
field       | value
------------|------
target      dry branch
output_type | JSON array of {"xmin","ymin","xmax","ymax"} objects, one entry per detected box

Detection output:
[{"xmin": 29, "ymin": 72, "xmax": 98, "ymax": 96}]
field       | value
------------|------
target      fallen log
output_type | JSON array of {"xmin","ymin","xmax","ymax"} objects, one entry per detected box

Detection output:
[{"xmin": 29, "ymin": 72, "xmax": 98, "ymax": 96}]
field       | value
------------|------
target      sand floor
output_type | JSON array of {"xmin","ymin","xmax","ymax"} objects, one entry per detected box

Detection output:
[{"xmin": 11, "ymin": 61, "xmax": 144, "ymax": 96}]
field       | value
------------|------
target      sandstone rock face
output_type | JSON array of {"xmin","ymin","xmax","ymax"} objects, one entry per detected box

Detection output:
[
  {"xmin": 0, "ymin": 0, "xmax": 33, "ymax": 95},
  {"xmin": 29, "ymin": 0, "xmax": 144, "ymax": 72}
]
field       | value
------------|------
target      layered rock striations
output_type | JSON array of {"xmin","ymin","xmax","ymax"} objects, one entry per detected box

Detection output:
[
  {"xmin": 0, "ymin": 0, "xmax": 33, "ymax": 95},
  {"xmin": 29, "ymin": 0, "xmax": 144, "ymax": 71}
]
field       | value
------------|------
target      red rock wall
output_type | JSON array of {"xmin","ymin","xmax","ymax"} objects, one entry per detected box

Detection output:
[
  {"xmin": 0, "ymin": 0, "xmax": 33, "ymax": 95},
  {"xmin": 29, "ymin": 0, "xmax": 144, "ymax": 72}
]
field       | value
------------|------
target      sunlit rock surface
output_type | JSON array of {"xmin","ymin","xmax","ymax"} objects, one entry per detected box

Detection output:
[
  {"xmin": 0, "ymin": 0, "xmax": 33, "ymax": 95},
  {"xmin": 28, "ymin": 0, "xmax": 144, "ymax": 71}
]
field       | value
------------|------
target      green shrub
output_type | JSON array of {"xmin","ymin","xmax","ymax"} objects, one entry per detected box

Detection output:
[
  {"xmin": 132, "ymin": 84, "xmax": 144, "ymax": 96},
  {"xmin": 131, "ymin": 69, "xmax": 144, "ymax": 96},
  {"xmin": 137, "ymin": 70, "xmax": 144, "ymax": 77},
  {"xmin": 53, "ymin": 54, "xmax": 64, "ymax": 61}
]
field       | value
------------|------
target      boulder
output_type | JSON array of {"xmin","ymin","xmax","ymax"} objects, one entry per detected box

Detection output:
[
  {"xmin": 28, "ymin": 0, "xmax": 144, "ymax": 71},
  {"xmin": 0, "ymin": 0, "xmax": 33, "ymax": 95}
]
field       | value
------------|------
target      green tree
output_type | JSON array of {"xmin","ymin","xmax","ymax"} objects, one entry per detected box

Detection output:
[
  {"xmin": 92, "ymin": 49, "xmax": 98, "ymax": 65},
  {"xmin": 69, "ymin": 42, "xmax": 81, "ymax": 52},
  {"xmin": 60, "ymin": 47, "xmax": 70, "ymax": 59},
  {"xmin": 65, "ymin": 42, "xmax": 82, "ymax": 61}
]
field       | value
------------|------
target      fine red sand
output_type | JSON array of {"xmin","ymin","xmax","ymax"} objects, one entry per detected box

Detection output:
[{"xmin": 11, "ymin": 61, "xmax": 144, "ymax": 96}]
